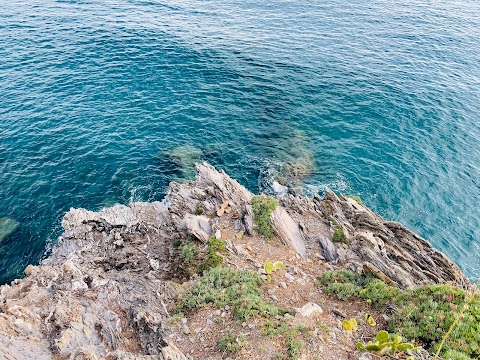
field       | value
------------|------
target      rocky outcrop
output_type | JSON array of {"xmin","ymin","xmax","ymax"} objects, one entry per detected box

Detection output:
[
  {"xmin": 0, "ymin": 163, "xmax": 469, "ymax": 359},
  {"xmin": 283, "ymin": 190, "xmax": 468, "ymax": 289}
]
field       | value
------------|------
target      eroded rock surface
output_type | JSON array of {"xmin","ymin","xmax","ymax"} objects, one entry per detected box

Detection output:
[{"xmin": 0, "ymin": 163, "xmax": 468, "ymax": 359}]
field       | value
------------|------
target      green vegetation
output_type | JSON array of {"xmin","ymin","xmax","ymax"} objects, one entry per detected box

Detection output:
[
  {"xmin": 172, "ymin": 239, "xmax": 183, "ymax": 249},
  {"xmin": 196, "ymin": 237, "xmax": 226, "ymax": 274},
  {"xmin": 262, "ymin": 320, "xmax": 309, "ymax": 359},
  {"xmin": 264, "ymin": 260, "xmax": 284, "ymax": 282},
  {"xmin": 317, "ymin": 270, "xmax": 480, "ymax": 358},
  {"xmin": 347, "ymin": 195, "xmax": 363, "ymax": 205},
  {"xmin": 180, "ymin": 243, "xmax": 198, "ymax": 264},
  {"xmin": 251, "ymin": 196, "xmax": 279, "ymax": 239},
  {"xmin": 177, "ymin": 267, "xmax": 284, "ymax": 321},
  {"xmin": 356, "ymin": 330, "xmax": 419, "ymax": 356},
  {"xmin": 194, "ymin": 203, "xmax": 203, "ymax": 215},
  {"xmin": 168, "ymin": 312, "xmax": 184, "ymax": 324},
  {"xmin": 218, "ymin": 331, "xmax": 246, "ymax": 353},
  {"xmin": 442, "ymin": 349, "xmax": 474, "ymax": 360},
  {"xmin": 331, "ymin": 225, "xmax": 347, "ymax": 243},
  {"xmin": 286, "ymin": 338, "xmax": 303, "ymax": 359}
]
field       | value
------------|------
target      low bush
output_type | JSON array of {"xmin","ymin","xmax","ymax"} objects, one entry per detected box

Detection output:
[
  {"xmin": 218, "ymin": 331, "xmax": 246, "ymax": 353},
  {"xmin": 180, "ymin": 243, "xmax": 197, "ymax": 264},
  {"xmin": 251, "ymin": 196, "xmax": 279, "ymax": 239},
  {"xmin": 196, "ymin": 237, "xmax": 226, "ymax": 274},
  {"xmin": 332, "ymin": 225, "xmax": 347, "ymax": 243},
  {"xmin": 177, "ymin": 267, "xmax": 284, "ymax": 321},
  {"xmin": 317, "ymin": 270, "xmax": 480, "ymax": 358}
]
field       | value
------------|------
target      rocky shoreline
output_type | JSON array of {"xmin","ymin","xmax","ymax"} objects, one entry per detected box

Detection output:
[{"xmin": 0, "ymin": 163, "xmax": 468, "ymax": 359}]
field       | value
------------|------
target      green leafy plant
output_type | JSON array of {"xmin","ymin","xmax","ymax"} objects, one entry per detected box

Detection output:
[
  {"xmin": 251, "ymin": 196, "xmax": 279, "ymax": 239},
  {"xmin": 177, "ymin": 267, "xmax": 285, "ymax": 321},
  {"xmin": 264, "ymin": 260, "xmax": 284, "ymax": 282},
  {"xmin": 356, "ymin": 330, "xmax": 420, "ymax": 356},
  {"xmin": 342, "ymin": 318, "xmax": 358, "ymax": 332},
  {"xmin": 332, "ymin": 225, "xmax": 347, "ymax": 243}
]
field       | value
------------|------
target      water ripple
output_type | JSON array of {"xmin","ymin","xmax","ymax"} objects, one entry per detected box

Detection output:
[{"xmin": 1, "ymin": 0, "xmax": 480, "ymax": 282}]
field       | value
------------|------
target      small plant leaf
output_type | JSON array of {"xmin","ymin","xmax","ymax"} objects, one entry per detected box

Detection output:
[
  {"xmin": 356, "ymin": 342, "xmax": 365, "ymax": 350},
  {"xmin": 365, "ymin": 313, "xmax": 376, "ymax": 327},
  {"xmin": 376, "ymin": 330, "xmax": 389, "ymax": 343},
  {"xmin": 273, "ymin": 261, "xmax": 284, "ymax": 271},
  {"xmin": 397, "ymin": 343, "xmax": 415, "ymax": 352},
  {"xmin": 392, "ymin": 335, "xmax": 403, "ymax": 345},
  {"xmin": 364, "ymin": 343, "xmax": 381, "ymax": 351},
  {"xmin": 342, "ymin": 318, "xmax": 358, "ymax": 332},
  {"xmin": 264, "ymin": 261, "xmax": 274, "ymax": 275}
]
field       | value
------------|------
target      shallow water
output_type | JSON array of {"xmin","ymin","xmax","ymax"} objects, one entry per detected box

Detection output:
[{"xmin": 1, "ymin": 0, "xmax": 480, "ymax": 283}]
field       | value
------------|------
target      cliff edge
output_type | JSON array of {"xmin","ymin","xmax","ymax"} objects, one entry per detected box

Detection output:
[{"xmin": 0, "ymin": 163, "xmax": 468, "ymax": 359}]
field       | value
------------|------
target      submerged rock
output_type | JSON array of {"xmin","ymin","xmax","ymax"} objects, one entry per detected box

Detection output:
[
  {"xmin": 0, "ymin": 217, "xmax": 20, "ymax": 242},
  {"xmin": 166, "ymin": 145, "xmax": 203, "ymax": 180}
]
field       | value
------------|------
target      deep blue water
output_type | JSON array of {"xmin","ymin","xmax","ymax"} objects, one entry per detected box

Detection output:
[{"xmin": 1, "ymin": 0, "xmax": 480, "ymax": 284}]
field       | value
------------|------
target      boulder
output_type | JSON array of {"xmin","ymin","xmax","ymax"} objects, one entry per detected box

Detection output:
[{"xmin": 270, "ymin": 207, "xmax": 307, "ymax": 257}]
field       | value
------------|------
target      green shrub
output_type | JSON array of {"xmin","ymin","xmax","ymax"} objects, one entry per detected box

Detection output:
[
  {"xmin": 180, "ymin": 243, "xmax": 197, "ymax": 264},
  {"xmin": 443, "ymin": 349, "xmax": 474, "ymax": 360},
  {"xmin": 318, "ymin": 269, "xmax": 360, "ymax": 285},
  {"xmin": 218, "ymin": 331, "xmax": 246, "ymax": 353},
  {"xmin": 172, "ymin": 239, "xmax": 183, "ymax": 249},
  {"xmin": 326, "ymin": 282, "xmax": 358, "ymax": 300},
  {"xmin": 286, "ymin": 338, "xmax": 303, "ymax": 359},
  {"xmin": 359, "ymin": 278, "xmax": 400, "ymax": 308},
  {"xmin": 389, "ymin": 285, "xmax": 480, "ymax": 357},
  {"xmin": 332, "ymin": 225, "xmax": 347, "ymax": 243},
  {"xmin": 317, "ymin": 270, "xmax": 480, "ymax": 358},
  {"xmin": 262, "ymin": 320, "xmax": 308, "ymax": 359},
  {"xmin": 196, "ymin": 237, "xmax": 226, "ymax": 274},
  {"xmin": 251, "ymin": 196, "xmax": 279, "ymax": 239},
  {"xmin": 177, "ymin": 267, "xmax": 284, "ymax": 321},
  {"xmin": 194, "ymin": 203, "xmax": 204, "ymax": 215}
]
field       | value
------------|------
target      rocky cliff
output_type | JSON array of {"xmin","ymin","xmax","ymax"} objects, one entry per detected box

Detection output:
[{"xmin": 0, "ymin": 163, "xmax": 468, "ymax": 359}]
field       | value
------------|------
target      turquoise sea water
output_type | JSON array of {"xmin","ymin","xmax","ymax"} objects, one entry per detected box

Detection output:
[{"xmin": 1, "ymin": 0, "xmax": 480, "ymax": 283}]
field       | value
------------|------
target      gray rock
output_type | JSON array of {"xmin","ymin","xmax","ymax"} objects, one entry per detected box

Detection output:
[
  {"xmin": 270, "ymin": 207, "xmax": 307, "ymax": 257},
  {"xmin": 0, "ymin": 162, "xmax": 468, "ymax": 359},
  {"xmin": 182, "ymin": 325, "xmax": 191, "ymax": 335},
  {"xmin": 182, "ymin": 214, "xmax": 212, "ymax": 243},
  {"xmin": 242, "ymin": 205, "xmax": 255, "ymax": 235},
  {"xmin": 318, "ymin": 237, "xmax": 338, "ymax": 261},
  {"xmin": 296, "ymin": 303, "xmax": 324, "ymax": 318}
]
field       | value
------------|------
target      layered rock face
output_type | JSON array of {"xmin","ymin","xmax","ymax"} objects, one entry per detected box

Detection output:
[{"xmin": 0, "ymin": 163, "xmax": 468, "ymax": 359}]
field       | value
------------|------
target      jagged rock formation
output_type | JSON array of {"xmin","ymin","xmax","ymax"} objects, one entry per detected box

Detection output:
[
  {"xmin": 0, "ymin": 163, "xmax": 468, "ymax": 359},
  {"xmin": 280, "ymin": 189, "xmax": 468, "ymax": 289}
]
